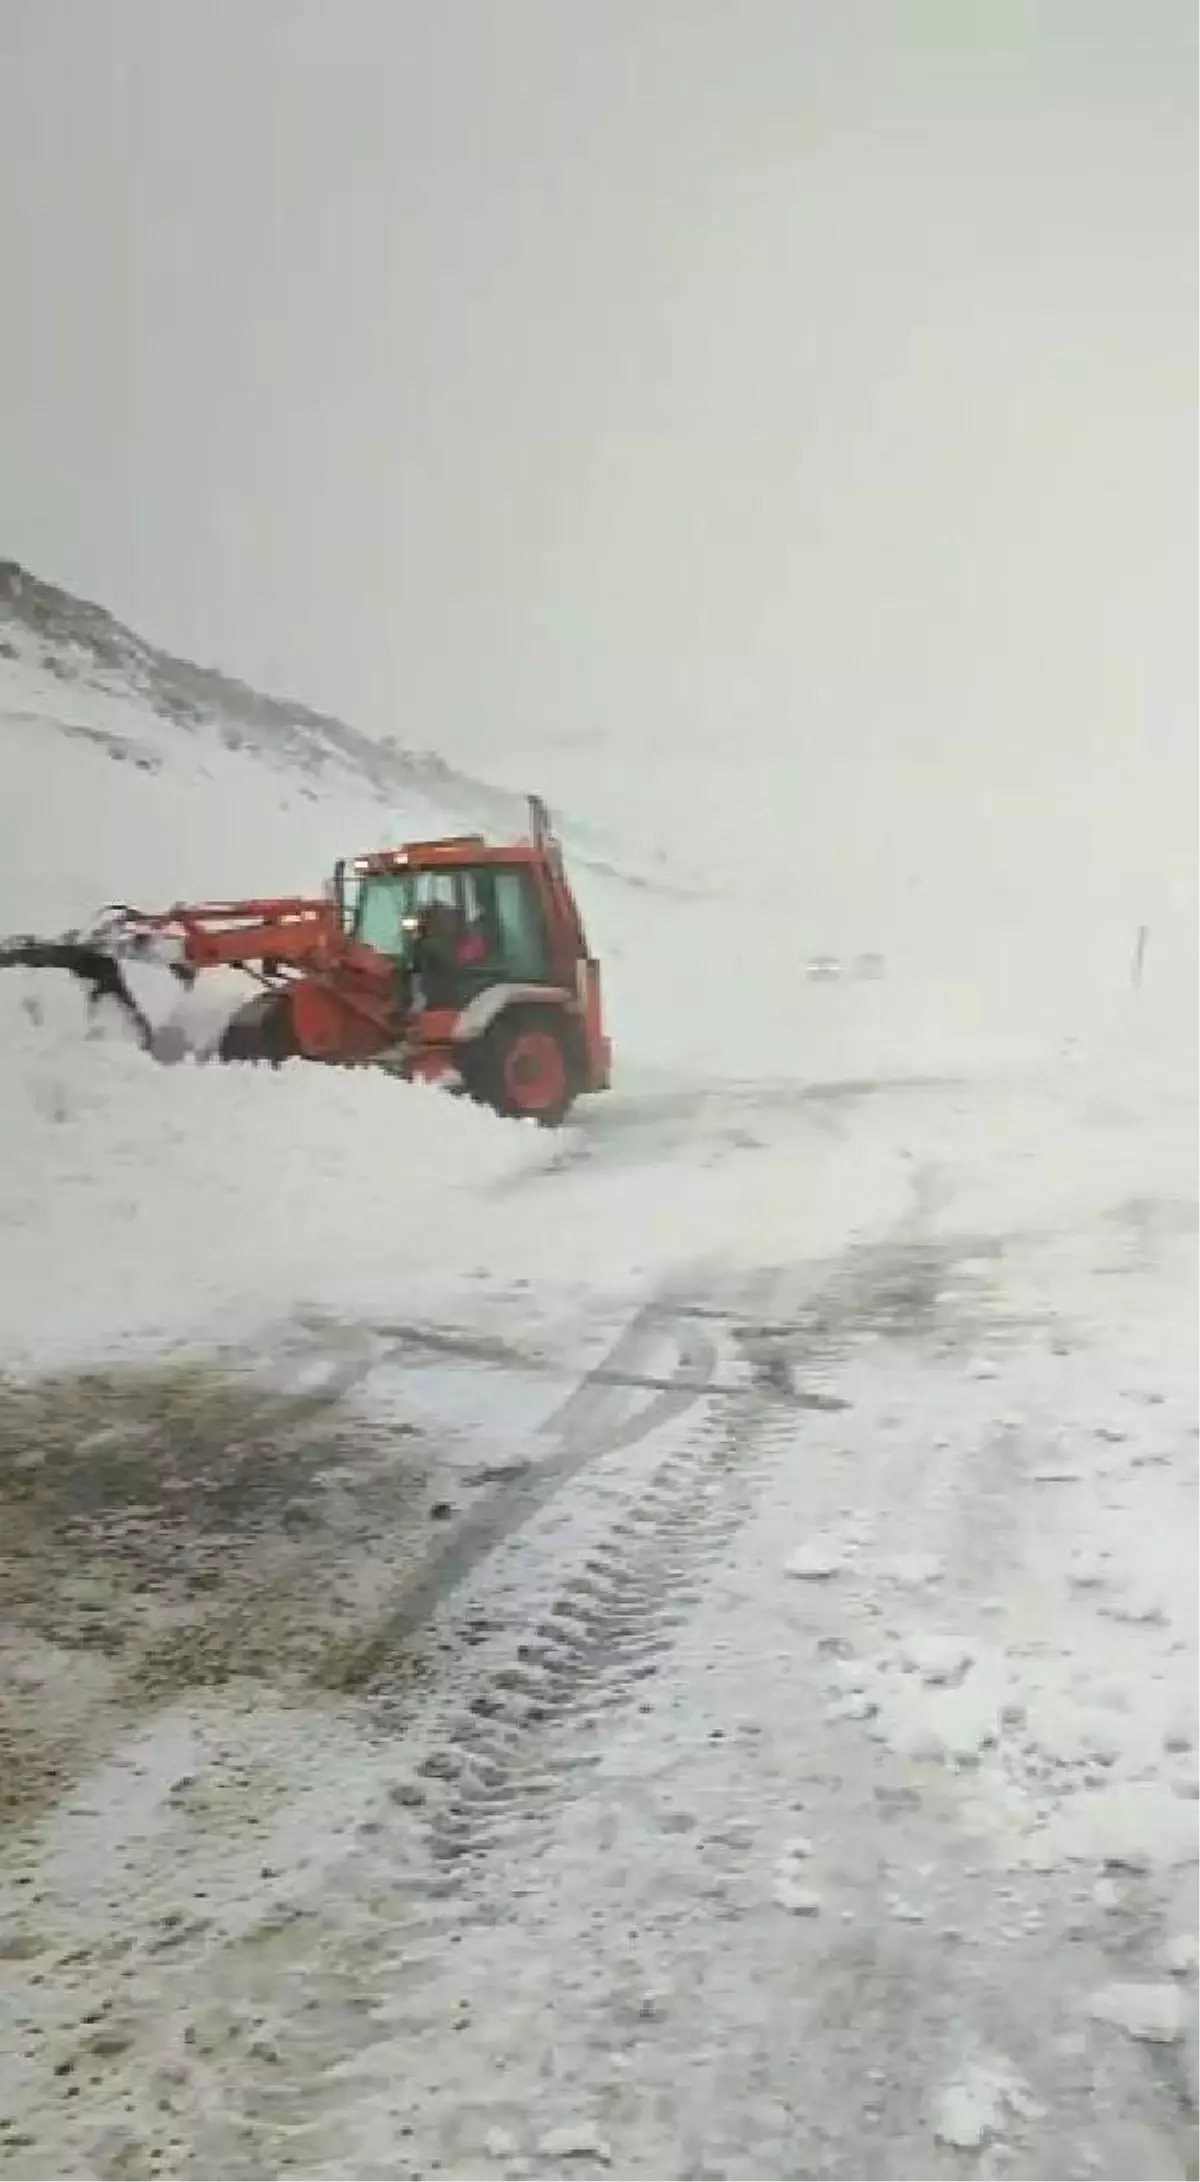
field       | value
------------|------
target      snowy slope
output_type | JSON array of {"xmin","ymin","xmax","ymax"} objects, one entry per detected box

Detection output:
[
  {"xmin": 0, "ymin": 576, "xmax": 1195, "ymax": 2180},
  {"xmin": 0, "ymin": 558, "xmax": 556, "ymax": 837},
  {"xmin": 0, "ymin": 558, "xmax": 693, "ymax": 903}
]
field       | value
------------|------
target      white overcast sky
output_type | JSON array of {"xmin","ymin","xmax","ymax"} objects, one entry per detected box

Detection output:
[{"xmin": 1, "ymin": 0, "xmax": 1195, "ymax": 928}]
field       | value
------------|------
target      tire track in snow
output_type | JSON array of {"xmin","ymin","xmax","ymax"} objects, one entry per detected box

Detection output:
[
  {"xmin": 400, "ymin": 1296, "xmax": 801, "ymax": 1873},
  {"xmin": 330, "ymin": 1296, "xmax": 720, "ymax": 1694}
]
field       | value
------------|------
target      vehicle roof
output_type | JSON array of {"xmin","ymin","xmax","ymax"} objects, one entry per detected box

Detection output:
[{"xmin": 355, "ymin": 840, "xmax": 555, "ymax": 873}]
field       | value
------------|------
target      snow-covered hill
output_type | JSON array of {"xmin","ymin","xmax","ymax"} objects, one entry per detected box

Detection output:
[
  {"xmin": 0, "ymin": 559, "xmax": 696, "ymax": 907},
  {"xmin": 0, "ymin": 556, "xmax": 517, "ymax": 823}
]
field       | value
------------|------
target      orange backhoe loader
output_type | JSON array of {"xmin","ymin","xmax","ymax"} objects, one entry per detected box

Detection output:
[{"xmin": 1, "ymin": 796, "xmax": 611, "ymax": 1126}]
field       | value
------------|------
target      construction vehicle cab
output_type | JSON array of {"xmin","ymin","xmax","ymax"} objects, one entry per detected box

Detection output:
[
  {"xmin": 320, "ymin": 797, "xmax": 609, "ymax": 1121},
  {"xmin": 339, "ymin": 847, "xmax": 552, "ymax": 988},
  {"xmin": 341, "ymin": 823, "xmax": 575, "ymax": 987}
]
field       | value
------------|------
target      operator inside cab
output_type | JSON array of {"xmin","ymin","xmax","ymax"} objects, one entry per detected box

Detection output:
[{"xmin": 409, "ymin": 899, "xmax": 489, "ymax": 1004}]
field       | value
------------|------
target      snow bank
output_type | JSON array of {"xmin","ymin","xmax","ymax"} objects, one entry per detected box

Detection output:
[
  {"xmin": 0, "ymin": 966, "xmax": 923, "ymax": 1369},
  {"xmin": 0, "ymin": 975, "xmax": 557, "ymax": 1368}
]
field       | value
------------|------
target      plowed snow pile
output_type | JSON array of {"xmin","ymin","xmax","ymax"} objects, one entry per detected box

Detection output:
[{"xmin": 0, "ymin": 975, "xmax": 560, "ymax": 1369}]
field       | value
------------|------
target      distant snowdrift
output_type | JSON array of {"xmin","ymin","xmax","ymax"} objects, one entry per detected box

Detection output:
[{"xmin": 595, "ymin": 885, "xmax": 1198, "ymax": 1093}]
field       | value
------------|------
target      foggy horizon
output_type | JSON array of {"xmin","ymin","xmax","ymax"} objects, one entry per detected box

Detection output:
[{"xmin": 2, "ymin": 0, "xmax": 1195, "ymax": 929}]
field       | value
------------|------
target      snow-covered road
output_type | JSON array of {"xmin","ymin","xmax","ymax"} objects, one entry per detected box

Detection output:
[{"xmin": 1, "ymin": 1045, "xmax": 1195, "ymax": 2181}]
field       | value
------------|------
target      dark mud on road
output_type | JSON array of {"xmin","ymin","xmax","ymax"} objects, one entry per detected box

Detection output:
[{"xmin": 0, "ymin": 1358, "xmax": 435, "ymax": 1827}]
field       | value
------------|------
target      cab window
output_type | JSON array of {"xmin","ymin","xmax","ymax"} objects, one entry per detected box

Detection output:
[
  {"xmin": 485, "ymin": 869, "xmax": 550, "ymax": 980},
  {"xmin": 352, "ymin": 863, "xmax": 551, "ymax": 980}
]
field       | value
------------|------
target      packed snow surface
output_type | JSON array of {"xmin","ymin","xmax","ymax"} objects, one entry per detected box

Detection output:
[{"xmin": 0, "ymin": 634, "xmax": 1195, "ymax": 2179}]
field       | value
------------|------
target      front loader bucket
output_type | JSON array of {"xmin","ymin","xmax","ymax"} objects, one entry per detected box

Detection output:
[
  {"xmin": 0, "ymin": 937, "xmax": 157, "ymax": 1050},
  {"xmin": 1, "ymin": 928, "xmax": 297, "ymax": 1070}
]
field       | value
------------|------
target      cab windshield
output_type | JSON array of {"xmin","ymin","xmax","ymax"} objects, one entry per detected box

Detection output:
[{"xmin": 348, "ymin": 863, "xmax": 552, "ymax": 982}]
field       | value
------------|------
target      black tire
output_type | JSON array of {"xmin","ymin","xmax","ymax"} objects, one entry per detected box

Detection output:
[
  {"xmin": 460, "ymin": 1006, "xmax": 579, "ymax": 1127},
  {"xmin": 217, "ymin": 992, "xmax": 297, "ymax": 1067}
]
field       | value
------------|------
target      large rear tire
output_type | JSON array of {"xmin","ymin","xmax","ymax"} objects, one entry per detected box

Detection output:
[{"xmin": 461, "ymin": 1006, "xmax": 577, "ymax": 1127}]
